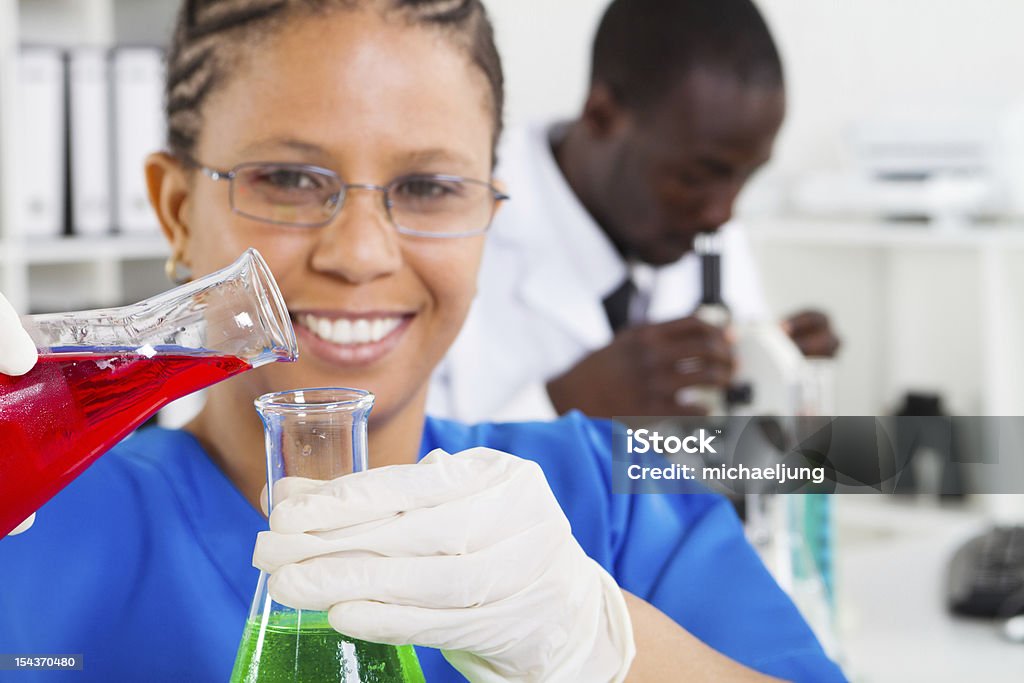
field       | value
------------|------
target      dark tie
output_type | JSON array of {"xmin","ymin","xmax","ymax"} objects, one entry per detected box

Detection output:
[{"xmin": 602, "ymin": 278, "xmax": 637, "ymax": 333}]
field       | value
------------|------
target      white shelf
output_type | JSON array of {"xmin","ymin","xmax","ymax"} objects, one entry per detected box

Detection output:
[
  {"xmin": 1, "ymin": 234, "xmax": 168, "ymax": 265},
  {"xmin": 746, "ymin": 215, "xmax": 1024, "ymax": 418},
  {"xmin": 746, "ymin": 217, "xmax": 1024, "ymax": 249},
  {"xmin": 18, "ymin": 0, "xmax": 113, "ymax": 46}
]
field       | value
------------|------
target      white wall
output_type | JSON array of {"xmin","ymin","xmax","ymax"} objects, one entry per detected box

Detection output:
[
  {"xmin": 758, "ymin": 0, "xmax": 1024, "ymax": 177},
  {"xmin": 485, "ymin": 0, "xmax": 607, "ymax": 127},
  {"xmin": 489, "ymin": 0, "xmax": 1024, "ymax": 174}
]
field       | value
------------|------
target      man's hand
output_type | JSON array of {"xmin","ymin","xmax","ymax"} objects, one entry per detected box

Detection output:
[
  {"xmin": 546, "ymin": 317, "xmax": 734, "ymax": 417},
  {"xmin": 782, "ymin": 309, "xmax": 840, "ymax": 359},
  {"xmin": 9, "ymin": 514, "xmax": 35, "ymax": 535}
]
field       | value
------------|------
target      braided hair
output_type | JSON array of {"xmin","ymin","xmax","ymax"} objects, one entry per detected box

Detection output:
[{"xmin": 165, "ymin": 0, "xmax": 504, "ymax": 163}]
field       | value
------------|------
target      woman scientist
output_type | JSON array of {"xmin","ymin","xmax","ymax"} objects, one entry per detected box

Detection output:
[{"xmin": 0, "ymin": 1, "xmax": 845, "ymax": 681}]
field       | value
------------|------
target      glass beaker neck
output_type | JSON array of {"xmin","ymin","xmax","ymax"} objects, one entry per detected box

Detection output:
[
  {"xmin": 21, "ymin": 248, "xmax": 297, "ymax": 368},
  {"xmin": 256, "ymin": 388, "xmax": 374, "ymax": 514}
]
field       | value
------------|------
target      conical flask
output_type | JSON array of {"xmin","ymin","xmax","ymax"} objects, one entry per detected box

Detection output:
[
  {"xmin": 232, "ymin": 387, "xmax": 425, "ymax": 683},
  {"xmin": 0, "ymin": 248, "xmax": 297, "ymax": 536}
]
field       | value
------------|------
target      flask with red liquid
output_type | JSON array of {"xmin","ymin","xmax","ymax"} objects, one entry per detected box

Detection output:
[{"xmin": 0, "ymin": 248, "xmax": 298, "ymax": 537}]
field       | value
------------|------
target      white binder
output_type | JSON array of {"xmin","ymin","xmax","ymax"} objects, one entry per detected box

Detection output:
[
  {"xmin": 111, "ymin": 47, "xmax": 165, "ymax": 234},
  {"xmin": 15, "ymin": 47, "xmax": 66, "ymax": 239},
  {"xmin": 68, "ymin": 48, "xmax": 112, "ymax": 236}
]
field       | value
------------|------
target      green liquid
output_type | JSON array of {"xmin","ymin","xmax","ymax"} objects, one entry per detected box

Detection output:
[{"xmin": 230, "ymin": 611, "xmax": 425, "ymax": 683}]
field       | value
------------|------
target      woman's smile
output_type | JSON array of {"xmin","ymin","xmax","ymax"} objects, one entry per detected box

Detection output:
[{"xmin": 292, "ymin": 309, "xmax": 416, "ymax": 366}]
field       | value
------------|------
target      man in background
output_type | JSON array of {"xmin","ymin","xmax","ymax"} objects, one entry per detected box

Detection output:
[{"xmin": 429, "ymin": 0, "xmax": 839, "ymax": 421}]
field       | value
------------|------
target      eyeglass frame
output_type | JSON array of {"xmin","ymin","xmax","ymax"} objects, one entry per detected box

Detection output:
[{"xmin": 183, "ymin": 157, "xmax": 510, "ymax": 239}]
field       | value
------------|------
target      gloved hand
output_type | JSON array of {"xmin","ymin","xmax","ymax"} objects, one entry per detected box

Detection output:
[
  {"xmin": 0, "ymin": 291, "xmax": 37, "ymax": 376},
  {"xmin": 9, "ymin": 514, "xmax": 36, "ymax": 535},
  {"xmin": 1, "ymin": 292, "xmax": 38, "ymax": 536},
  {"xmin": 253, "ymin": 448, "xmax": 636, "ymax": 683}
]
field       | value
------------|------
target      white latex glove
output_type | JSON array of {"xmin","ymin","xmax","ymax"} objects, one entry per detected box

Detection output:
[
  {"xmin": 9, "ymin": 513, "xmax": 35, "ymax": 535},
  {"xmin": 1, "ymin": 292, "xmax": 37, "ymax": 536},
  {"xmin": 0, "ymin": 292, "xmax": 37, "ymax": 376},
  {"xmin": 253, "ymin": 447, "xmax": 635, "ymax": 683}
]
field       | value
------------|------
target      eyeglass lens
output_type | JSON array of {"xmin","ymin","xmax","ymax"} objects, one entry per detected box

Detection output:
[{"xmin": 229, "ymin": 163, "xmax": 496, "ymax": 234}]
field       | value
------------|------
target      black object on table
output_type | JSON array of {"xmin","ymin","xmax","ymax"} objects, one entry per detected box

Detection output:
[{"xmin": 947, "ymin": 525, "xmax": 1024, "ymax": 618}]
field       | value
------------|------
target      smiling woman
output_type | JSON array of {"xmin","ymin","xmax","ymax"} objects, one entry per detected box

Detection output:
[
  {"xmin": 0, "ymin": 1, "xmax": 845, "ymax": 682},
  {"xmin": 150, "ymin": 4, "xmax": 499, "ymax": 446}
]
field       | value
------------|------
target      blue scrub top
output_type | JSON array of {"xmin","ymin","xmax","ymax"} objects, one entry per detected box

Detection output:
[{"xmin": 0, "ymin": 413, "xmax": 846, "ymax": 682}]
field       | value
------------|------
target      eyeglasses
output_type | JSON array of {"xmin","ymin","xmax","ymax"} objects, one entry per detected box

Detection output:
[{"xmin": 189, "ymin": 160, "xmax": 509, "ymax": 238}]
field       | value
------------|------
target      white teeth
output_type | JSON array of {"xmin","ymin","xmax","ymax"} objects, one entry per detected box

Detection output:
[
  {"xmin": 302, "ymin": 314, "xmax": 403, "ymax": 345},
  {"xmin": 317, "ymin": 317, "xmax": 332, "ymax": 340},
  {"xmin": 353, "ymin": 319, "xmax": 371, "ymax": 344},
  {"xmin": 333, "ymin": 318, "xmax": 352, "ymax": 341}
]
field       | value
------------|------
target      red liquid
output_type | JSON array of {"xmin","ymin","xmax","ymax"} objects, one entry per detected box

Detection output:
[{"xmin": 0, "ymin": 352, "xmax": 251, "ymax": 537}]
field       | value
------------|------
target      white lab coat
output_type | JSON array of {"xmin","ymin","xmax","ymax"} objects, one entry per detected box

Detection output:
[{"xmin": 427, "ymin": 123, "xmax": 769, "ymax": 423}]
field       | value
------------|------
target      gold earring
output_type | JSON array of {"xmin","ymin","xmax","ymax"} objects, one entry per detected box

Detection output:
[{"xmin": 164, "ymin": 255, "xmax": 192, "ymax": 285}]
